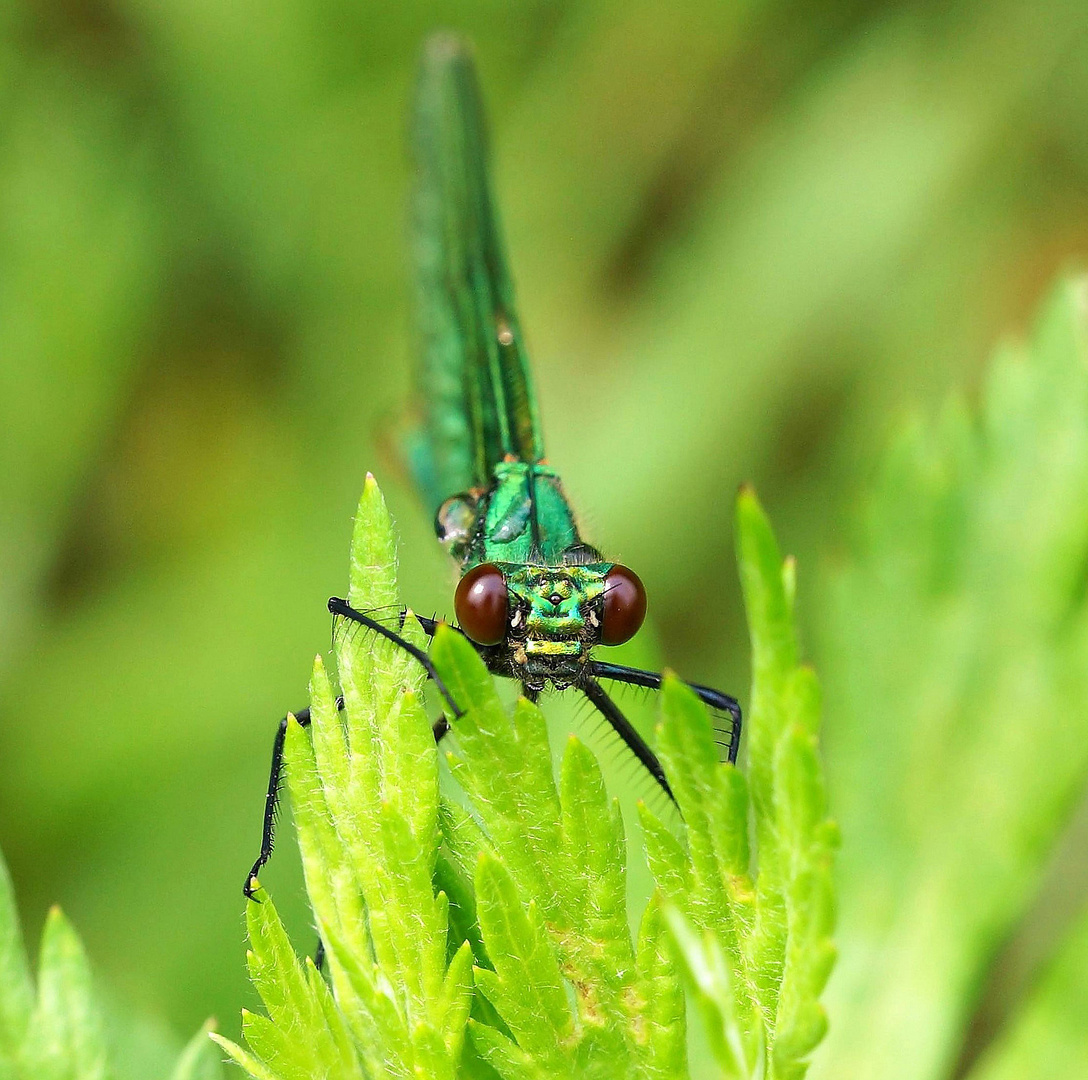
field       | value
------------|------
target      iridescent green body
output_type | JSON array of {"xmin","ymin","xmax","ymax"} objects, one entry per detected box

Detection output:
[
  {"xmin": 411, "ymin": 35, "xmax": 613, "ymax": 690},
  {"xmin": 243, "ymin": 38, "xmax": 738, "ymax": 894}
]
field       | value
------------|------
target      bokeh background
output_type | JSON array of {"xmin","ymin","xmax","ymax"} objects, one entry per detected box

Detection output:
[{"xmin": 3, "ymin": 1, "xmax": 1088, "ymax": 1077}]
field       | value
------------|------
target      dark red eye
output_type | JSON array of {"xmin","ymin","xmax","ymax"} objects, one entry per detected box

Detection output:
[
  {"xmin": 454, "ymin": 563, "xmax": 509, "ymax": 646},
  {"xmin": 601, "ymin": 564, "xmax": 647, "ymax": 645}
]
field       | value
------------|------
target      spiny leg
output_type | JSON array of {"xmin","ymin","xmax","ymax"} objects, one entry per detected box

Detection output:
[
  {"xmin": 581, "ymin": 677, "xmax": 674, "ymax": 803},
  {"xmin": 328, "ymin": 598, "xmax": 501, "ymax": 743},
  {"xmin": 327, "ymin": 597, "xmax": 462, "ymax": 717},
  {"xmin": 246, "ymin": 604, "xmax": 468, "ymax": 898},
  {"xmin": 246, "ymin": 605, "xmax": 477, "ymax": 976},
  {"xmin": 244, "ymin": 707, "xmax": 314, "ymax": 900},
  {"xmin": 586, "ymin": 659, "xmax": 743, "ymax": 765}
]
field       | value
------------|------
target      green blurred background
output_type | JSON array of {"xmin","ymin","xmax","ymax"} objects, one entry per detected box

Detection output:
[{"xmin": 3, "ymin": 0, "xmax": 1088, "ymax": 1075}]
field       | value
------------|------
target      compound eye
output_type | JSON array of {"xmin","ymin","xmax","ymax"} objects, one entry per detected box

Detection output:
[
  {"xmin": 454, "ymin": 563, "xmax": 509, "ymax": 646},
  {"xmin": 601, "ymin": 564, "xmax": 647, "ymax": 646}
]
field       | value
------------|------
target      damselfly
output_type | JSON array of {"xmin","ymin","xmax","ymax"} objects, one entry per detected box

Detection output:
[{"xmin": 244, "ymin": 34, "xmax": 741, "ymax": 897}]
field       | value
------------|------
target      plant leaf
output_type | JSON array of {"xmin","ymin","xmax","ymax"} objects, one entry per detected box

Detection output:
[
  {"xmin": 643, "ymin": 487, "xmax": 834, "ymax": 1080},
  {"xmin": 168, "ymin": 1021, "xmax": 224, "ymax": 1080},
  {"xmin": 230, "ymin": 476, "xmax": 470, "ymax": 1080},
  {"xmin": 0, "ymin": 844, "xmax": 221, "ymax": 1080},
  {"xmin": 665, "ymin": 906, "xmax": 765, "ymax": 1080},
  {"xmin": 0, "ymin": 846, "xmax": 33, "ymax": 1065},
  {"xmin": 23, "ymin": 908, "xmax": 109, "ymax": 1080},
  {"xmin": 633, "ymin": 897, "xmax": 687, "ymax": 1079},
  {"xmin": 472, "ymin": 854, "xmax": 574, "ymax": 1070},
  {"xmin": 812, "ymin": 276, "xmax": 1088, "ymax": 1080},
  {"xmin": 230, "ymin": 472, "xmax": 830, "ymax": 1078},
  {"xmin": 432, "ymin": 626, "xmax": 673, "ymax": 1075}
]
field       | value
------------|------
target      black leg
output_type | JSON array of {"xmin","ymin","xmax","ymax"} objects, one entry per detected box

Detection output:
[
  {"xmin": 245, "ymin": 603, "xmax": 465, "ymax": 899},
  {"xmin": 245, "ymin": 660, "xmax": 469, "ymax": 901},
  {"xmin": 581, "ymin": 678, "xmax": 674, "ymax": 802},
  {"xmin": 244, "ymin": 708, "xmax": 313, "ymax": 899},
  {"xmin": 328, "ymin": 597, "xmax": 462, "ymax": 717},
  {"xmin": 586, "ymin": 660, "xmax": 743, "ymax": 765}
]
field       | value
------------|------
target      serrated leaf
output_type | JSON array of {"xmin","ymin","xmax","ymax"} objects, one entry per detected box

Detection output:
[
  {"xmin": 633, "ymin": 898, "xmax": 687, "ymax": 1080},
  {"xmin": 812, "ymin": 276, "xmax": 1088, "ymax": 1080},
  {"xmin": 432, "ymin": 628, "xmax": 562, "ymax": 915},
  {"xmin": 316, "ymin": 917, "xmax": 407, "ymax": 1072},
  {"xmin": 656, "ymin": 677, "xmax": 754, "ymax": 931},
  {"xmin": 244, "ymin": 883, "xmax": 314, "ymax": 1029},
  {"xmin": 240, "ymin": 888, "xmax": 353, "ymax": 1080},
  {"xmin": 438, "ymin": 940, "xmax": 475, "ymax": 1059},
  {"xmin": 434, "ymin": 629, "xmax": 561, "ymax": 829},
  {"xmin": 436, "ymin": 798, "xmax": 493, "ymax": 969},
  {"xmin": 638, "ymin": 804, "xmax": 691, "ymax": 903},
  {"xmin": 431, "ymin": 623, "xmax": 697, "ymax": 1075},
  {"xmin": 232, "ymin": 476, "xmax": 471, "ymax": 1080},
  {"xmin": 558, "ymin": 736, "xmax": 631, "ymax": 979},
  {"xmin": 640, "ymin": 487, "xmax": 834, "ymax": 1079},
  {"xmin": 290, "ymin": 663, "xmax": 370, "ymax": 965},
  {"xmin": 207, "ymin": 1035, "xmax": 281, "ymax": 1080},
  {"xmin": 238, "ymin": 1010, "xmax": 292, "ymax": 1072},
  {"xmin": 665, "ymin": 908, "xmax": 765, "ymax": 1080},
  {"xmin": 467, "ymin": 1020, "xmax": 544, "ymax": 1080},
  {"xmin": 232, "ymin": 456, "xmax": 831, "ymax": 1080},
  {"xmin": 348, "ymin": 472, "xmax": 399, "ymax": 615},
  {"xmin": 472, "ymin": 855, "xmax": 573, "ymax": 1067},
  {"xmin": 736, "ymin": 489, "xmax": 798, "ymax": 833}
]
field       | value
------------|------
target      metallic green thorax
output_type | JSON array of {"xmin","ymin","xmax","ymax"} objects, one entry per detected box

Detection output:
[
  {"xmin": 436, "ymin": 461, "xmax": 585, "ymax": 567},
  {"xmin": 411, "ymin": 37, "xmax": 613, "ymax": 688}
]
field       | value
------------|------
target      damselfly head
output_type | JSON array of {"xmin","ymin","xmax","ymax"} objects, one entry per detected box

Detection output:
[{"xmin": 453, "ymin": 560, "xmax": 647, "ymax": 690}]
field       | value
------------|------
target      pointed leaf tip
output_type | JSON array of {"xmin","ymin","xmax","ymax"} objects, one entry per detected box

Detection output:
[
  {"xmin": 349, "ymin": 471, "xmax": 398, "ymax": 611},
  {"xmin": 361, "ymin": 472, "xmax": 385, "ymax": 506},
  {"xmin": 32, "ymin": 906, "xmax": 108, "ymax": 1080},
  {"xmin": 734, "ymin": 485, "xmax": 776, "ymax": 552},
  {"xmin": 735, "ymin": 482, "xmax": 796, "ymax": 680},
  {"xmin": 170, "ymin": 1018, "xmax": 224, "ymax": 1080},
  {"xmin": 431, "ymin": 621, "xmax": 493, "ymax": 699}
]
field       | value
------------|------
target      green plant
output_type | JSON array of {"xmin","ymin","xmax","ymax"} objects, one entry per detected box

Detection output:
[
  {"xmin": 7, "ymin": 0, "xmax": 1088, "ymax": 1047},
  {"xmin": 216, "ymin": 476, "xmax": 834, "ymax": 1078},
  {"xmin": 643, "ymin": 492, "xmax": 836, "ymax": 1080},
  {"xmin": 0, "ymin": 846, "xmax": 222, "ymax": 1080},
  {"xmin": 811, "ymin": 276, "xmax": 1088, "ymax": 1080}
]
